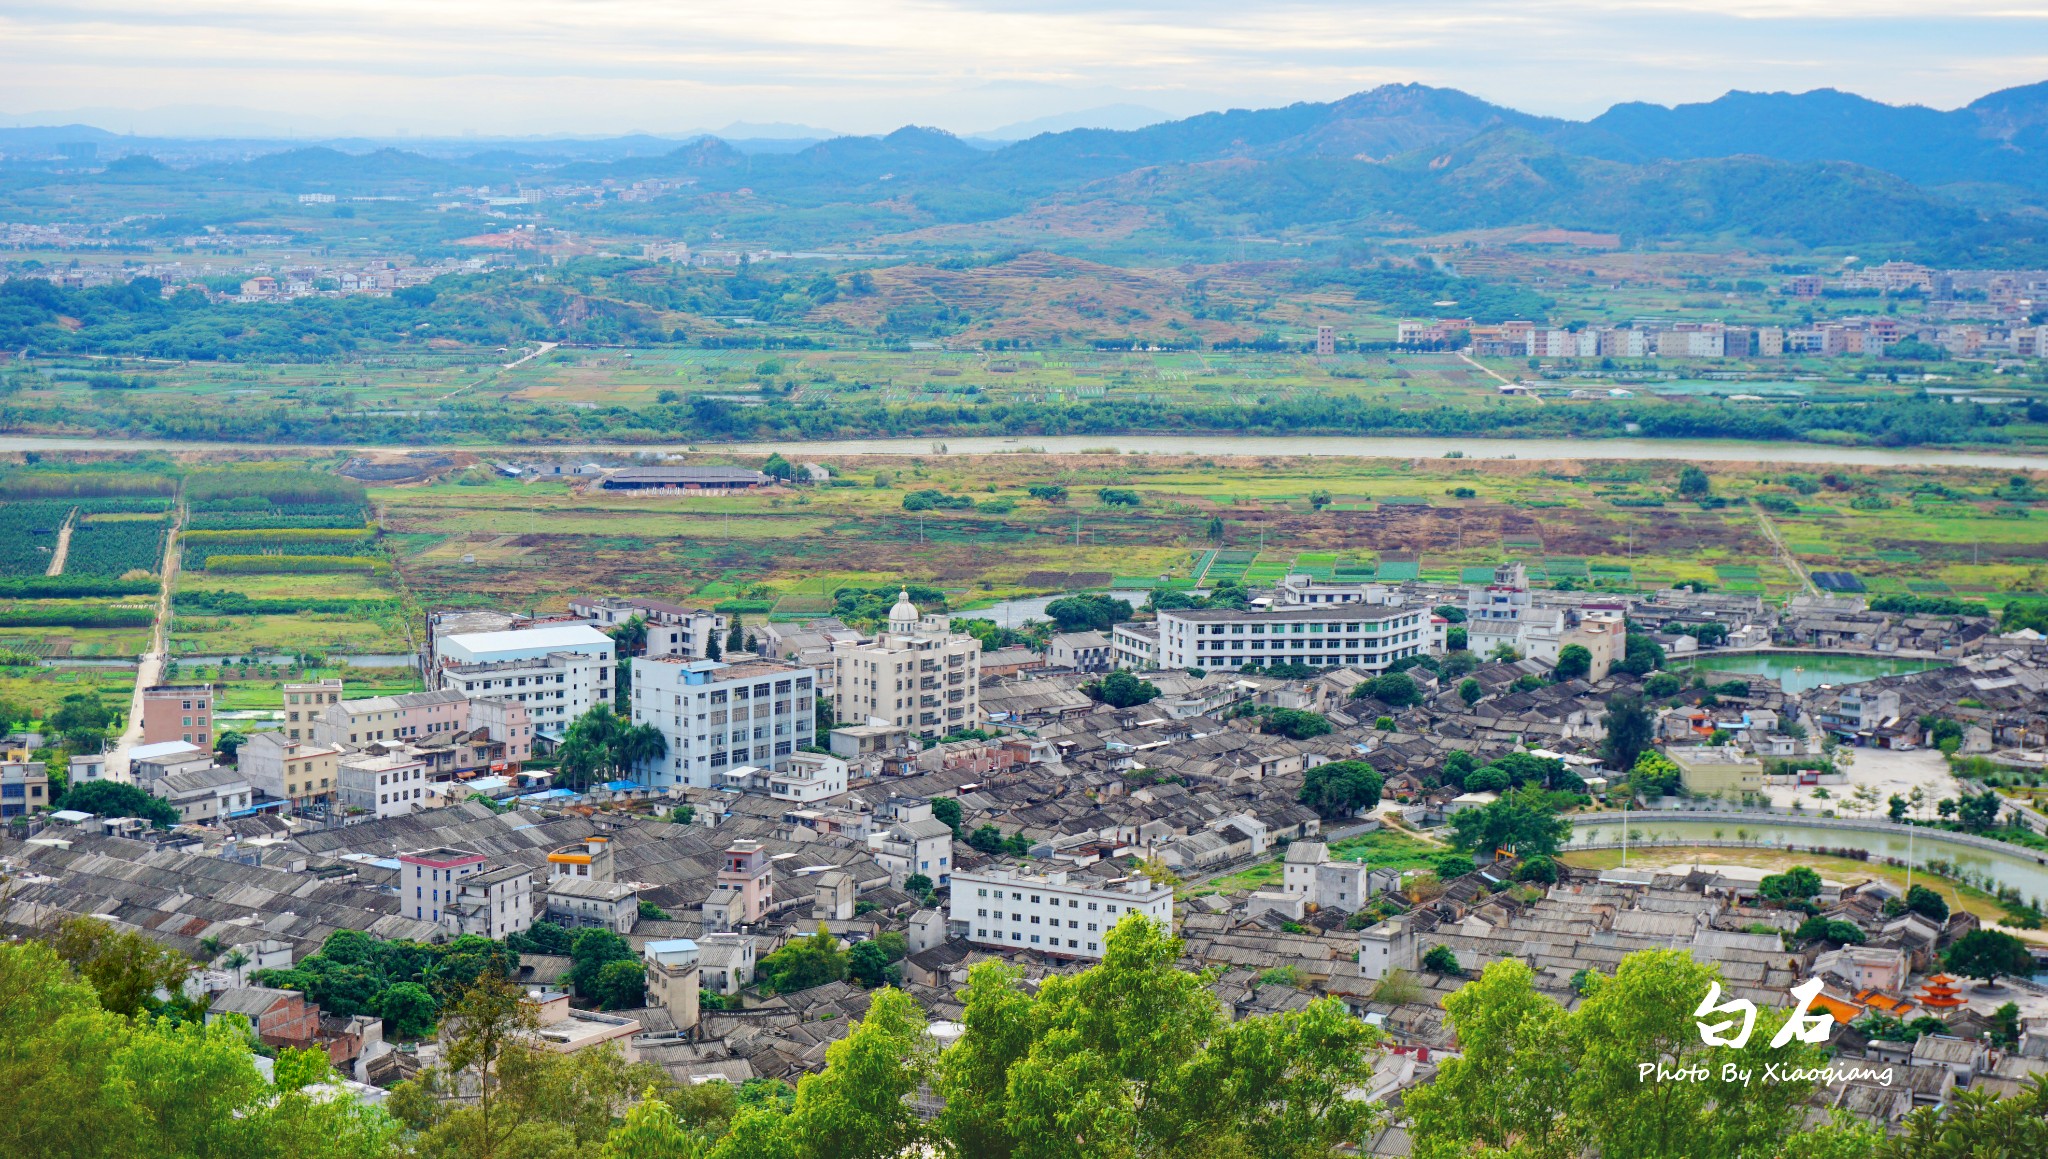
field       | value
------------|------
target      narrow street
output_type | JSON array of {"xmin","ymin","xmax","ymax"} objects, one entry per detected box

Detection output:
[{"xmin": 107, "ymin": 494, "xmax": 184, "ymax": 781}]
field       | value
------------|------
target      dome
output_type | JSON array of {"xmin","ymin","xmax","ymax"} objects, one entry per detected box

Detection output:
[{"xmin": 888, "ymin": 589, "xmax": 920, "ymax": 630}]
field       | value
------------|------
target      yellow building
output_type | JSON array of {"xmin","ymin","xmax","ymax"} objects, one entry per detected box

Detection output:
[{"xmin": 1667, "ymin": 746, "xmax": 1765, "ymax": 798}]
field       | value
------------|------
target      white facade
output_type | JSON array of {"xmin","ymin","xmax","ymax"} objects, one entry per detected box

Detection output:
[
  {"xmin": 439, "ymin": 651, "xmax": 609, "ymax": 735},
  {"xmin": 450, "ymin": 865, "xmax": 536, "ymax": 940},
  {"xmin": 1146, "ymin": 604, "xmax": 1430, "ymax": 673},
  {"xmin": 767, "ymin": 751, "xmax": 848, "ymax": 803},
  {"xmin": 868, "ymin": 800, "xmax": 955, "ymax": 887},
  {"xmin": 434, "ymin": 624, "xmax": 614, "ymax": 717},
  {"xmin": 950, "ymin": 865, "xmax": 1174, "ymax": 960},
  {"xmin": 339, "ymin": 751, "xmax": 429, "ymax": 819},
  {"xmin": 571, "ymin": 596, "xmax": 722, "ymax": 660},
  {"xmin": 629, "ymin": 657, "xmax": 818, "ymax": 787},
  {"xmin": 831, "ymin": 592, "xmax": 981, "ymax": 739}
]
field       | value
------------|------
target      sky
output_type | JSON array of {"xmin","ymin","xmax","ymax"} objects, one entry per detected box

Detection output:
[{"xmin": 1, "ymin": 1, "xmax": 2044, "ymax": 138}]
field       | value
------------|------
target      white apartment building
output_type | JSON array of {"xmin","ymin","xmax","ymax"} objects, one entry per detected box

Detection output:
[
  {"xmin": 398, "ymin": 847, "xmax": 532, "ymax": 939},
  {"xmin": 1466, "ymin": 563, "xmax": 1536, "ymax": 656},
  {"xmin": 831, "ymin": 591, "xmax": 981, "ymax": 739},
  {"xmin": 950, "ymin": 865, "xmax": 1174, "ymax": 960},
  {"xmin": 438, "ymin": 651, "xmax": 609, "ymax": 735},
  {"xmin": 1270, "ymin": 576, "xmax": 1402, "ymax": 607},
  {"xmin": 629, "ymin": 657, "xmax": 819, "ymax": 788},
  {"xmin": 1144, "ymin": 603, "xmax": 1432, "ymax": 673},
  {"xmin": 339, "ymin": 750, "xmax": 429, "ymax": 819},
  {"xmin": 434, "ymin": 623, "xmax": 615, "ymax": 715},
  {"xmin": 867, "ymin": 799, "xmax": 955, "ymax": 887}
]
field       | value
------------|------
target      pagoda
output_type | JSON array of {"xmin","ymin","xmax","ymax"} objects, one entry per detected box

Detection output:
[{"xmin": 1916, "ymin": 974, "xmax": 1967, "ymax": 1009}]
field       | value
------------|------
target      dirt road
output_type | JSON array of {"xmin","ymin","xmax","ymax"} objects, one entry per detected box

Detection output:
[
  {"xmin": 107, "ymin": 497, "xmax": 184, "ymax": 781},
  {"xmin": 43, "ymin": 506, "xmax": 76, "ymax": 576}
]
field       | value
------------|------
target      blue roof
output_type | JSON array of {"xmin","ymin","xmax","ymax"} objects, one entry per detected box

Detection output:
[
  {"xmin": 600, "ymin": 779, "xmax": 639, "ymax": 792},
  {"xmin": 516, "ymin": 789, "xmax": 577, "ymax": 802}
]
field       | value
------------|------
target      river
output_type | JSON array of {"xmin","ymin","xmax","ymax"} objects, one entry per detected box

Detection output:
[
  {"xmin": 1569, "ymin": 816, "xmax": 2048, "ymax": 905},
  {"xmin": 4, "ymin": 433, "xmax": 2048, "ymax": 469}
]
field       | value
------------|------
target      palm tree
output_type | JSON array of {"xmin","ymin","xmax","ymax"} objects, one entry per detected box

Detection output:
[
  {"xmin": 221, "ymin": 948, "xmax": 251, "ymax": 985},
  {"xmin": 617, "ymin": 724, "xmax": 668, "ymax": 780}
]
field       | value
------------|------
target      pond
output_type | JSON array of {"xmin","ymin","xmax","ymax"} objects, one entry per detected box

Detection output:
[
  {"xmin": 1676, "ymin": 652, "xmax": 1947, "ymax": 693},
  {"xmin": 1569, "ymin": 816, "xmax": 2048, "ymax": 908}
]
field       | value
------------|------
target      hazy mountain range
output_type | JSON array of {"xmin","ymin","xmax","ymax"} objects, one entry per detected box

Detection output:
[{"xmin": 6, "ymin": 81, "xmax": 2047, "ymax": 260}]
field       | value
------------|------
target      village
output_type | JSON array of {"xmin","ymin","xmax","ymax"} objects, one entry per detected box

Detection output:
[{"xmin": 5, "ymin": 558, "xmax": 2048, "ymax": 1146}]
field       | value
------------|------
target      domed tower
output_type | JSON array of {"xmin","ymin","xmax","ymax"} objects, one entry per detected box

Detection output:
[{"xmin": 888, "ymin": 589, "xmax": 920, "ymax": 635}]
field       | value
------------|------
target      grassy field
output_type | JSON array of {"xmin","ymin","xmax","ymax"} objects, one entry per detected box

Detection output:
[
  {"xmin": 1197, "ymin": 826, "xmax": 1447, "ymax": 896},
  {"xmin": 375, "ymin": 454, "xmax": 2046, "ymax": 618},
  {"xmin": 0, "ymin": 666, "xmax": 138, "ymax": 722}
]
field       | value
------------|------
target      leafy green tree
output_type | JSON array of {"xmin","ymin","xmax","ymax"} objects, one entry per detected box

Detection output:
[
  {"xmin": 602, "ymin": 1091, "xmax": 707, "ymax": 1159},
  {"xmin": 1297, "ymin": 760, "xmax": 1384, "ymax": 820},
  {"xmin": 1678, "ymin": 465, "xmax": 1711, "ymax": 498},
  {"xmin": 1083, "ymin": 669, "xmax": 1158, "ymax": 708},
  {"xmin": 47, "ymin": 916, "xmax": 190, "ymax": 1018},
  {"xmin": 1407, "ymin": 958, "xmax": 1581, "ymax": 1159},
  {"xmin": 375, "ymin": 981, "xmax": 438, "ymax": 1039},
  {"xmin": 52, "ymin": 779, "xmax": 179, "ymax": 828},
  {"xmin": 1793, "ymin": 917, "xmax": 1867, "ymax": 946},
  {"xmin": 1553, "ymin": 644, "xmax": 1592, "ymax": 681},
  {"xmin": 1877, "ymin": 1080, "xmax": 2048, "ymax": 1158},
  {"xmin": 1458, "ymin": 678, "xmax": 1482, "ymax": 706},
  {"xmin": 1421, "ymin": 945, "xmax": 1463, "ymax": 976},
  {"xmin": 592, "ymin": 959, "xmax": 648, "ymax": 1010},
  {"xmin": 1906, "ymin": 884, "xmax": 1950, "ymax": 923},
  {"xmin": 847, "ymin": 941, "xmax": 891, "ymax": 989},
  {"xmin": 1441, "ymin": 749, "xmax": 1478, "ymax": 788},
  {"xmin": 1944, "ymin": 929, "xmax": 2034, "ymax": 986},
  {"xmin": 1046, "ymin": 593, "xmax": 1135, "ymax": 632},
  {"xmin": 1463, "ymin": 766, "xmax": 1510, "ymax": 793},
  {"xmin": 1601, "ymin": 692, "xmax": 1655, "ymax": 771},
  {"xmin": 1889, "ymin": 794, "xmax": 1910, "ymax": 822},
  {"xmin": 930, "ymin": 797, "xmax": 962, "ymax": 832},
  {"xmin": 1759, "ymin": 866, "xmax": 1823, "ymax": 903},
  {"xmin": 757, "ymin": 925, "xmax": 847, "ymax": 995},
  {"xmin": 933, "ymin": 962, "xmax": 1035, "ymax": 1159},
  {"xmin": 1449, "ymin": 785, "xmax": 1573, "ymax": 860},
  {"xmin": 1256, "ymin": 708, "xmax": 1331, "ymax": 740},
  {"xmin": 640, "ymin": 899, "xmax": 673, "ymax": 921},
  {"xmin": 783, "ymin": 987, "xmax": 933, "ymax": 1159},
  {"xmin": 669, "ymin": 804, "xmax": 696, "ymax": 824},
  {"xmin": 1433, "ymin": 854, "xmax": 1476, "ymax": 880},
  {"xmin": 570, "ymin": 928, "xmax": 638, "ymax": 997},
  {"xmin": 215, "ymin": 729, "xmax": 248, "ymax": 763},
  {"xmin": 1355, "ymin": 671, "xmax": 1420, "ymax": 707}
]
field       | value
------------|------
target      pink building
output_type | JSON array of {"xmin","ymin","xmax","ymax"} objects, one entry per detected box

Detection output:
[
  {"xmin": 714, "ymin": 840, "xmax": 773, "ymax": 928},
  {"xmin": 142, "ymin": 684, "xmax": 214, "ymax": 748}
]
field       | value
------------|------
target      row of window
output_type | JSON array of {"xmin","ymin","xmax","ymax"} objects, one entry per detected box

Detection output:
[
  {"xmin": 976, "ymin": 929, "xmax": 1098, "ymax": 951},
  {"xmin": 972, "ymin": 887, "xmax": 1124, "ymax": 914},
  {"xmin": 1189, "ymin": 619, "xmax": 1414, "ymax": 635},
  {"xmin": 976, "ymin": 909, "xmax": 1105, "ymax": 932}
]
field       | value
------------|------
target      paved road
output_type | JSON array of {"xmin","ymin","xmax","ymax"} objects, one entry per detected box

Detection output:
[
  {"xmin": 43, "ymin": 506, "xmax": 76, "ymax": 576},
  {"xmin": 107, "ymin": 496, "xmax": 183, "ymax": 782}
]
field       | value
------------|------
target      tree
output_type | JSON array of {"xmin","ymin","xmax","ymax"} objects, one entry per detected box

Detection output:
[
  {"xmin": 1449, "ymin": 785, "xmax": 1573, "ymax": 860},
  {"xmin": 847, "ymin": 941, "xmax": 890, "ymax": 989},
  {"xmin": 930, "ymin": 797, "xmax": 962, "ymax": 832},
  {"xmin": 1355, "ymin": 671, "xmax": 1420, "ymax": 707},
  {"xmin": 1297, "ymin": 760, "xmax": 1384, "ymax": 820},
  {"xmin": 602, "ymin": 1091, "xmax": 707, "ymax": 1159},
  {"xmin": 215, "ymin": 729, "xmax": 247, "ymax": 763},
  {"xmin": 1433, "ymin": 853, "xmax": 1476, "ymax": 880},
  {"xmin": 1601, "ymin": 692, "xmax": 1654, "ymax": 771},
  {"xmin": 1678, "ymin": 465, "xmax": 1711, "ymax": 498},
  {"xmin": 1446, "ymin": 626, "xmax": 1468, "ymax": 651},
  {"xmin": 592, "ymin": 959, "xmax": 647, "ymax": 1010},
  {"xmin": 1759, "ymin": 866, "xmax": 1823, "ymax": 903},
  {"xmin": 669, "ymin": 804, "xmax": 696, "ymax": 825},
  {"xmin": 1458, "ymin": 678, "xmax": 1482, "ymax": 706},
  {"xmin": 1083, "ymin": 669, "xmax": 1158, "ymax": 708},
  {"xmin": 47, "ymin": 915, "xmax": 190, "ymax": 1018},
  {"xmin": 902, "ymin": 874, "xmax": 933, "ymax": 899},
  {"xmin": 1877, "ymin": 1081, "xmax": 2048, "ymax": 1159},
  {"xmin": 1616, "ymin": 633, "xmax": 1664, "ymax": 676},
  {"xmin": 756, "ymin": 925, "xmax": 847, "ymax": 995},
  {"xmin": 376, "ymin": 981, "xmax": 438, "ymax": 1039},
  {"xmin": 439, "ymin": 974, "xmax": 540, "ymax": 1159},
  {"xmin": 1406, "ymin": 958, "xmax": 1581, "ymax": 1159},
  {"xmin": 1045, "ymin": 594, "xmax": 1133, "ymax": 633},
  {"xmin": 52, "ymin": 779, "xmax": 179, "ymax": 828},
  {"xmin": 727, "ymin": 615, "xmax": 746, "ymax": 656},
  {"xmin": 570, "ymin": 928, "xmax": 638, "ymax": 998},
  {"xmin": 1906, "ymin": 884, "xmax": 1950, "ymax": 923},
  {"xmin": 1553, "ymin": 644, "xmax": 1592, "ymax": 681},
  {"xmin": 1464, "ymin": 766, "xmax": 1510, "ymax": 793},
  {"xmin": 1257, "ymin": 708, "xmax": 1331, "ymax": 740},
  {"xmin": 1441, "ymin": 749, "xmax": 1478, "ymax": 789},
  {"xmin": 1421, "ymin": 945, "xmax": 1463, "ymax": 976},
  {"xmin": 1944, "ymin": 929, "xmax": 2035, "ymax": 986},
  {"xmin": 1027, "ymin": 484, "xmax": 1068, "ymax": 504}
]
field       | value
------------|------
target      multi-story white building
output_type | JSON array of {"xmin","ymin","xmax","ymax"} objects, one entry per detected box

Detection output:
[
  {"xmin": 434, "ymin": 623, "xmax": 615, "ymax": 717},
  {"xmin": 766, "ymin": 751, "xmax": 848, "ymax": 803},
  {"xmin": 338, "ymin": 750, "xmax": 429, "ymax": 819},
  {"xmin": 1143, "ymin": 603, "xmax": 1432, "ymax": 673},
  {"xmin": 831, "ymin": 591, "xmax": 981, "ymax": 739},
  {"xmin": 438, "ymin": 651, "xmax": 610, "ymax": 735},
  {"xmin": 399, "ymin": 846, "xmax": 532, "ymax": 939},
  {"xmin": 950, "ymin": 865, "xmax": 1174, "ymax": 960},
  {"xmin": 867, "ymin": 798, "xmax": 955, "ymax": 887},
  {"xmin": 1466, "ymin": 563, "xmax": 1536, "ymax": 656},
  {"xmin": 629, "ymin": 657, "xmax": 818, "ymax": 787}
]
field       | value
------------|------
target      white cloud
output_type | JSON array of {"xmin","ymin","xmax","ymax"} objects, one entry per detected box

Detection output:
[{"xmin": 0, "ymin": 1, "xmax": 2040, "ymax": 136}]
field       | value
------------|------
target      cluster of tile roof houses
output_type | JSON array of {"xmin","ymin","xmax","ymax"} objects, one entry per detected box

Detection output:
[{"xmin": 5, "ymin": 579, "xmax": 2048, "ymax": 1139}]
